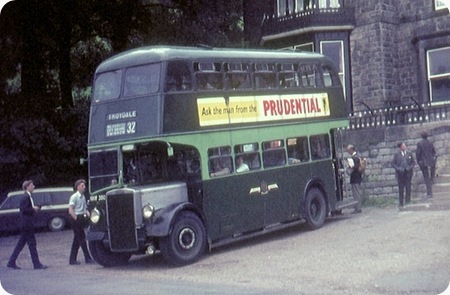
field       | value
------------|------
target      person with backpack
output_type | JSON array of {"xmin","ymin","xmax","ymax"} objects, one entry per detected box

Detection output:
[
  {"xmin": 392, "ymin": 142, "xmax": 415, "ymax": 207},
  {"xmin": 346, "ymin": 144, "xmax": 363, "ymax": 214}
]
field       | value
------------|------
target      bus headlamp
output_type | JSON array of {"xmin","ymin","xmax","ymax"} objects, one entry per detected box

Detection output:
[
  {"xmin": 90, "ymin": 208, "xmax": 101, "ymax": 224},
  {"xmin": 143, "ymin": 204, "xmax": 155, "ymax": 220}
]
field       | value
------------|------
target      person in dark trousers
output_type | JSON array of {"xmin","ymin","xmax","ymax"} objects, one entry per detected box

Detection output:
[
  {"xmin": 416, "ymin": 131, "xmax": 436, "ymax": 199},
  {"xmin": 7, "ymin": 180, "xmax": 48, "ymax": 270},
  {"xmin": 392, "ymin": 142, "xmax": 415, "ymax": 207},
  {"xmin": 68, "ymin": 179, "xmax": 93, "ymax": 265},
  {"xmin": 346, "ymin": 145, "xmax": 363, "ymax": 214}
]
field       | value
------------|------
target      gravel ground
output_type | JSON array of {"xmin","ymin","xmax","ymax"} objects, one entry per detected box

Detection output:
[{"xmin": 0, "ymin": 206, "xmax": 449, "ymax": 295}]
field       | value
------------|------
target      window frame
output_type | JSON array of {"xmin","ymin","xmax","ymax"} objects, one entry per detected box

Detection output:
[{"xmin": 427, "ymin": 46, "xmax": 450, "ymax": 103}]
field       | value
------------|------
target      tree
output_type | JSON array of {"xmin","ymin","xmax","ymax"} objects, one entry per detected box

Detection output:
[{"xmin": 0, "ymin": 0, "xmax": 244, "ymax": 199}]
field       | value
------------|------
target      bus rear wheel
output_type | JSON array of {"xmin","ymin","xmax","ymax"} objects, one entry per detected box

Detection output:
[
  {"xmin": 160, "ymin": 211, "xmax": 206, "ymax": 266},
  {"xmin": 304, "ymin": 188, "xmax": 327, "ymax": 230},
  {"xmin": 88, "ymin": 240, "xmax": 131, "ymax": 267}
]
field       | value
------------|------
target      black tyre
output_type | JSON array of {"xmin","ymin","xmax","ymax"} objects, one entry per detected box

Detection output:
[
  {"xmin": 160, "ymin": 211, "xmax": 207, "ymax": 266},
  {"xmin": 304, "ymin": 188, "xmax": 327, "ymax": 230},
  {"xmin": 88, "ymin": 240, "xmax": 131, "ymax": 267},
  {"xmin": 48, "ymin": 216, "xmax": 66, "ymax": 231}
]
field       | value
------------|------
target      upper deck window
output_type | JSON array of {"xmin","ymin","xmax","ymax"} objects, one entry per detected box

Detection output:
[
  {"xmin": 279, "ymin": 63, "xmax": 298, "ymax": 88},
  {"xmin": 299, "ymin": 64, "xmax": 319, "ymax": 87},
  {"xmin": 93, "ymin": 70, "xmax": 122, "ymax": 102},
  {"xmin": 165, "ymin": 61, "xmax": 192, "ymax": 92},
  {"xmin": 225, "ymin": 63, "xmax": 251, "ymax": 90},
  {"xmin": 195, "ymin": 62, "xmax": 223, "ymax": 90},
  {"xmin": 254, "ymin": 63, "xmax": 276, "ymax": 89},
  {"xmin": 124, "ymin": 63, "xmax": 161, "ymax": 97}
]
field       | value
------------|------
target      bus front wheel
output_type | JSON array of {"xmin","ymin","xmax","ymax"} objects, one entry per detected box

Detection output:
[
  {"xmin": 160, "ymin": 211, "xmax": 207, "ymax": 266},
  {"xmin": 304, "ymin": 188, "xmax": 327, "ymax": 230},
  {"xmin": 88, "ymin": 240, "xmax": 131, "ymax": 267}
]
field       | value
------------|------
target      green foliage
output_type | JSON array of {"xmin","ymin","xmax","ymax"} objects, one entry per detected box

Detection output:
[
  {"xmin": 0, "ymin": 0, "xmax": 244, "ymax": 198},
  {"xmin": 71, "ymin": 37, "xmax": 113, "ymax": 88}
]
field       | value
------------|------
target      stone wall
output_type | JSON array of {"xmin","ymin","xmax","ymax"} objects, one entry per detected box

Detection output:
[
  {"xmin": 340, "ymin": 120, "xmax": 450, "ymax": 201},
  {"xmin": 349, "ymin": 0, "xmax": 450, "ymax": 110}
]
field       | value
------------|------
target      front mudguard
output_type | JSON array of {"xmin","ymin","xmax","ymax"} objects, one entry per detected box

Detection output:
[{"xmin": 146, "ymin": 202, "xmax": 203, "ymax": 237}]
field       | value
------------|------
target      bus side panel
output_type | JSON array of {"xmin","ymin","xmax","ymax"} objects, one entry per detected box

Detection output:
[
  {"xmin": 202, "ymin": 176, "xmax": 265, "ymax": 242},
  {"xmin": 261, "ymin": 166, "xmax": 307, "ymax": 225}
]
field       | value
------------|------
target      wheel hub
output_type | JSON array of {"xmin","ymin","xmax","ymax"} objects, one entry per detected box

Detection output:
[{"xmin": 178, "ymin": 228, "xmax": 196, "ymax": 250}]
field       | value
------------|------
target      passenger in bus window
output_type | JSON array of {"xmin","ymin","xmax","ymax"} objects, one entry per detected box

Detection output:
[
  {"xmin": 288, "ymin": 150, "xmax": 302, "ymax": 164},
  {"xmin": 255, "ymin": 73, "xmax": 275, "ymax": 89},
  {"xmin": 197, "ymin": 74, "xmax": 216, "ymax": 90},
  {"xmin": 235, "ymin": 156, "xmax": 249, "ymax": 173},
  {"xmin": 229, "ymin": 73, "xmax": 251, "ymax": 89},
  {"xmin": 210, "ymin": 158, "xmax": 231, "ymax": 177}
]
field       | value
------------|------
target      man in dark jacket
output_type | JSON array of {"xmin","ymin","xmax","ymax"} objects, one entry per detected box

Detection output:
[
  {"xmin": 416, "ymin": 131, "xmax": 436, "ymax": 199},
  {"xmin": 346, "ymin": 144, "xmax": 362, "ymax": 214},
  {"xmin": 7, "ymin": 180, "xmax": 47, "ymax": 270},
  {"xmin": 392, "ymin": 142, "xmax": 415, "ymax": 207}
]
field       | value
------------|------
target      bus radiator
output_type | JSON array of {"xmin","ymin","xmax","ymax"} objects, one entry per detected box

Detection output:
[{"xmin": 106, "ymin": 192, "xmax": 139, "ymax": 252}]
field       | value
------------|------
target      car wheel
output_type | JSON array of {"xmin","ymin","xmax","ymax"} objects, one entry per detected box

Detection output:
[
  {"xmin": 160, "ymin": 211, "xmax": 206, "ymax": 266},
  {"xmin": 88, "ymin": 240, "xmax": 131, "ymax": 267},
  {"xmin": 48, "ymin": 216, "xmax": 66, "ymax": 231}
]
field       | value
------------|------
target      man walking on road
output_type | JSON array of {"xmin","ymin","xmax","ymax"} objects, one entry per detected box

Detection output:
[
  {"xmin": 68, "ymin": 179, "xmax": 93, "ymax": 265},
  {"xmin": 7, "ymin": 180, "xmax": 48, "ymax": 270}
]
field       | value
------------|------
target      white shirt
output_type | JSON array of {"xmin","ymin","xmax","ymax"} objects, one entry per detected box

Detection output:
[{"xmin": 69, "ymin": 191, "xmax": 87, "ymax": 215}]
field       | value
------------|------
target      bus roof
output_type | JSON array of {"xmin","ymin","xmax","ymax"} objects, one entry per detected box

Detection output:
[{"xmin": 96, "ymin": 46, "xmax": 329, "ymax": 73}]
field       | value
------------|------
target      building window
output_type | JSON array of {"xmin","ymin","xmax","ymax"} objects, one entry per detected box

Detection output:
[
  {"xmin": 435, "ymin": 0, "xmax": 449, "ymax": 10},
  {"xmin": 318, "ymin": 0, "xmax": 339, "ymax": 9},
  {"xmin": 320, "ymin": 40, "xmax": 345, "ymax": 94},
  {"xmin": 427, "ymin": 47, "xmax": 450, "ymax": 103},
  {"xmin": 277, "ymin": 0, "xmax": 287, "ymax": 16}
]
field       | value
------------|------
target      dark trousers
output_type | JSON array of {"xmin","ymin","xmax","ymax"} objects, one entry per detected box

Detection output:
[
  {"xmin": 8, "ymin": 229, "xmax": 41, "ymax": 267},
  {"xmin": 69, "ymin": 216, "xmax": 91, "ymax": 263},
  {"xmin": 420, "ymin": 166, "xmax": 433, "ymax": 196},
  {"xmin": 396, "ymin": 170, "xmax": 412, "ymax": 206}
]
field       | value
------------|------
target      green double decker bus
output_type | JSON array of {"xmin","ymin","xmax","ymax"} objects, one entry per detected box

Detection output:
[{"xmin": 86, "ymin": 46, "xmax": 355, "ymax": 267}]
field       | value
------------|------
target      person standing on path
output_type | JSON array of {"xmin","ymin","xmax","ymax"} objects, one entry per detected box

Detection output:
[
  {"xmin": 392, "ymin": 142, "xmax": 415, "ymax": 207},
  {"xmin": 7, "ymin": 180, "xmax": 48, "ymax": 270},
  {"xmin": 346, "ymin": 145, "xmax": 363, "ymax": 214},
  {"xmin": 68, "ymin": 179, "xmax": 93, "ymax": 265},
  {"xmin": 416, "ymin": 131, "xmax": 436, "ymax": 199}
]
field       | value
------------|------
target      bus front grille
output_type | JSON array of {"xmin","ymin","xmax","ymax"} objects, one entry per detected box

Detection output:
[{"xmin": 106, "ymin": 192, "xmax": 138, "ymax": 252}]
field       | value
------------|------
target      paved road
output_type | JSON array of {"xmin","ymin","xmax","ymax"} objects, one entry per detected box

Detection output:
[{"xmin": 0, "ymin": 206, "xmax": 449, "ymax": 295}]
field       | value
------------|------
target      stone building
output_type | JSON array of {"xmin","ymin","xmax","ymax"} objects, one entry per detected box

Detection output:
[
  {"xmin": 244, "ymin": 0, "xmax": 450, "ymax": 112},
  {"xmin": 243, "ymin": 0, "xmax": 450, "ymax": 201}
]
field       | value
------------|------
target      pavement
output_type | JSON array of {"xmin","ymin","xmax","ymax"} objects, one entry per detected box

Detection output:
[{"xmin": 401, "ymin": 173, "xmax": 450, "ymax": 211}]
